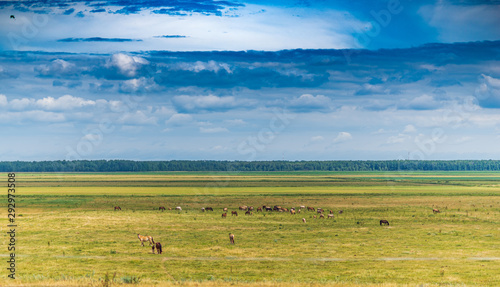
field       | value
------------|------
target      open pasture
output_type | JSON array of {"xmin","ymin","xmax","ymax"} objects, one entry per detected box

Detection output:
[{"xmin": 1, "ymin": 172, "xmax": 499, "ymax": 286}]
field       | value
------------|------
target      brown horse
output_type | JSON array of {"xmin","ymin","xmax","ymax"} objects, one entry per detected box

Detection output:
[
  {"xmin": 159, "ymin": 206, "xmax": 166, "ymax": 211},
  {"xmin": 137, "ymin": 234, "xmax": 154, "ymax": 246},
  {"xmin": 153, "ymin": 242, "xmax": 162, "ymax": 254},
  {"xmin": 245, "ymin": 210, "xmax": 252, "ymax": 216},
  {"xmin": 221, "ymin": 213, "xmax": 227, "ymax": 218},
  {"xmin": 114, "ymin": 206, "xmax": 121, "ymax": 211},
  {"xmin": 307, "ymin": 207, "xmax": 315, "ymax": 211},
  {"xmin": 257, "ymin": 207, "xmax": 263, "ymax": 212},
  {"xmin": 229, "ymin": 233, "xmax": 235, "ymax": 244},
  {"xmin": 433, "ymin": 208, "xmax": 440, "ymax": 213},
  {"xmin": 380, "ymin": 220, "xmax": 390, "ymax": 226},
  {"xmin": 231, "ymin": 211, "xmax": 238, "ymax": 216}
]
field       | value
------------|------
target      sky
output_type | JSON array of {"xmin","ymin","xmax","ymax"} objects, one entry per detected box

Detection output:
[{"xmin": 0, "ymin": 0, "xmax": 500, "ymax": 161}]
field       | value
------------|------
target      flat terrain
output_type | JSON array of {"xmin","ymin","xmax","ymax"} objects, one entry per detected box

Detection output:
[{"xmin": 1, "ymin": 171, "xmax": 499, "ymax": 286}]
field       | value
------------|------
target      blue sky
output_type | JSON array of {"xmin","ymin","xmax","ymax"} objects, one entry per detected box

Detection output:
[{"xmin": 0, "ymin": 0, "xmax": 500, "ymax": 161}]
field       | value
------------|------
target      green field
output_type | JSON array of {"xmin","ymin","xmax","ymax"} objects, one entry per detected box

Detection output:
[{"xmin": 1, "ymin": 172, "xmax": 499, "ymax": 286}]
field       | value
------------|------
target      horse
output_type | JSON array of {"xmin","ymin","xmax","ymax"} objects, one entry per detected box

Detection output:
[
  {"xmin": 257, "ymin": 207, "xmax": 263, "ymax": 212},
  {"xmin": 114, "ymin": 206, "xmax": 121, "ymax": 211},
  {"xmin": 222, "ymin": 213, "xmax": 227, "ymax": 218},
  {"xmin": 231, "ymin": 211, "xmax": 238, "ymax": 216},
  {"xmin": 159, "ymin": 206, "xmax": 166, "ymax": 211},
  {"xmin": 229, "ymin": 233, "xmax": 235, "ymax": 244},
  {"xmin": 302, "ymin": 218, "xmax": 306, "ymax": 223},
  {"xmin": 239, "ymin": 206, "xmax": 248, "ymax": 211},
  {"xmin": 433, "ymin": 208, "xmax": 440, "ymax": 213},
  {"xmin": 154, "ymin": 242, "xmax": 162, "ymax": 254},
  {"xmin": 223, "ymin": 207, "xmax": 228, "ymax": 212},
  {"xmin": 319, "ymin": 214, "xmax": 325, "ymax": 219},
  {"xmin": 380, "ymin": 220, "xmax": 390, "ymax": 226},
  {"xmin": 245, "ymin": 211, "xmax": 253, "ymax": 216},
  {"xmin": 137, "ymin": 234, "xmax": 154, "ymax": 246},
  {"xmin": 176, "ymin": 206, "xmax": 182, "ymax": 211},
  {"xmin": 327, "ymin": 214, "xmax": 334, "ymax": 219},
  {"xmin": 338, "ymin": 210, "xmax": 343, "ymax": 214},
  {"xmin": 201, "ymin": 207, "xmax": 205, "ymax": 212},
  {"xmin": 307, "ymin": 207, "xmax": 315, "ymax": 211},
  {"xmin": 290, "ymin": 209, "xmax": 296, "ymax": 215},
  {"xmin": 205, "ymin": 207, "xmax": 214, "ymax": 211}
]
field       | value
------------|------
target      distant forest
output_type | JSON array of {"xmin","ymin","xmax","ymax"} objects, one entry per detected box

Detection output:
[{"xmin": 1, "ymin": 160, "xmax": 500, "ymax": 172}]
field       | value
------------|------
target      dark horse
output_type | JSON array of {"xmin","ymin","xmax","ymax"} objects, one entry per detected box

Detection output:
[
  {"xmin": 152, "ymin": 242, "xmax": 163, "ymax": 254},
  {"xmin": 159, "ymin": 206, "xmax": 166, "ymax": 211},
  {"xmin": 380, "ymin": 220, "xmax": 390, "ymax": 226},
  {"xmin": 114, "ymin": 206, "xmax": 121, "ymax": 211}
]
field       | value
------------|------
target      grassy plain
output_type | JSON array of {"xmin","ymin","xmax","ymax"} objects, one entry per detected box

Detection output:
[{"xmin": 1, "ymin": 171, "xmax": 499, "ymax": 286}]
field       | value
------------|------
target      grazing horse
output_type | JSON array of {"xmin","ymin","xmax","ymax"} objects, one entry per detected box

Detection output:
[
  {"xmin": 433, "ymin": 208, "xmax": 440, "ymax": 213},
  {"xmin": 338, "ymin": 210, "xmax": 343, "ymax": 214},
  {"xmin": 265, "ymin": 207, "xmax": 273, "ymax": 211},
  {"xmin": 152, "ymin": 242, "xmax": 162, "ymax": 254},
  {"xmin": 302, "ymin": 218, "xmax": 306, "ymax": 223},
  {"xmin": 239, "ymin": 206, "xmax": 248, "ymax": 211},
  {"xmin": 245, "ymin": 210, "xmax": 252, "ymax": 216},
  {"xmin": 307, "ymin": 207, "xmax": 315, "ymax": 211},
  {"xmin": 290, "ymin": 209, "xmax": 296, "ymax": 215},
  {"xmin": 137, "ymin": 234, "xmax": 154, "ymax": 246},
  {"xmin": 114, "ymin": 206, "xmax": 121, "ymax": 211},
  {"xmin": 327, "ymin": 214, "xmax": 334, "ymax": 219},
  {"xmin": 222, "ymin": 213, "xmax": 227, "ymax": 218},
  {"xmin": 176, "ymin": 206, "xmax": 182, "ymax": 211},
  {"xmin": 231, "ymin": 211, "xmax": 238, "ymax": 216},
  {"xmin": 205, "ymin": 207, "xmax": 213, "ymax": 211},
  {"xmin": 257, "ymin": 207, "xmax": 263, "ymax": 212},
  {"xmin": 201, "ymin": 207, "xmax": 205, "ymax": 212},
  {"xmin": 159, "ymin": 206, "xmax": 166, "ymax": 211},
  {"xmin": 223, "ymin": 207, "xmax": 228, "ymax": 212},
  {"xmin": 319, "ymin": 214, "xmax": 325, "ymax": 219},
  {"xmin": 229, "ymin": 233, "xmax": 235, "ymax": 244},
  {"xmin": 380, "ymin": 220, "xmax": 390, "ymax": 226}
]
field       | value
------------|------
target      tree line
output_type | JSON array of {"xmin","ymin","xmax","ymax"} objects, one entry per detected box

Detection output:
[{"xmin": 0, "ymin": 160, "xmax": 499, "ymax": 172}]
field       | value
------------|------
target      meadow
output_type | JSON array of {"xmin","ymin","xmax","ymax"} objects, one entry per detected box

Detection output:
[{"xmin": 1, "ymin": 171, "xmax": 499, "ymax": 286}]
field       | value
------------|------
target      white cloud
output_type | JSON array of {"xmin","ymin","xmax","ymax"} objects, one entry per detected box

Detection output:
[
  {"xmin": 173, "ymin": 95, "xmax": 237, "ymax": 111},
  {"xmin": 199, "ymin": 127, "xmax": 229, "ymax": 133},
  {"xmin": 36, "ymin": 95, "xmax": 96, "ymax": 111},
  {"xmin": 165, "ymin": 113, "xmax": 193, "ymax": 126},
  {"xmin": 176, "ymin": 60, "xmax": 232, "ymax": 73},
  {"xmin": 0, "ymin": 111, "xmax": 66, "ymax": 123},
  {"xmin": 0, "ymin": 94, "xmax": 7, "ymax": 107},
  {"xmin": 119, "ymin": 77, "xmax": 158, "ymax": 93},
  {"xmin": 419, "ymin": 3, "xmax": 500, "ymax": 43},
  {"xmin": 10, "ymin": 98, "xmax": 35, "ymax": 110},
  {"xmin": 289, "ymin": 94, "xmax": 333, "ymax": 111},
  {"xmin": 405, "ymin": 94, "xmax": 440, "ymax": 110},
  {"xmin": 118, "ymin": 111, "xmax": 157, "ymax": 125},
  {"xmin": 387, "ymin": 133, "xmax": 410, "ymax": 144},
  {"xmin": 403, "ymin": 124, "xmax": 417, "ymax": 133},
  {"xmin": 224, "ymin": 119, "xmax": 246, "ymax": 126},
  {"xmin": 107, "ymin": 53, "xmax": 149, "ymax": 77},
  {"xmin": 311, "ymin": 136, "xmax": 324, "ymax": 142},
  {"xmin": 333, "ymin": 132, "xmax": 352, "ymax": 143}
]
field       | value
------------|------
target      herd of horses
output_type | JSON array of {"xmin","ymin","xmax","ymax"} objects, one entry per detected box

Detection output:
[{"xmin": 114, "ymin": 205, "xmax": 442, "ymax": 253}]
